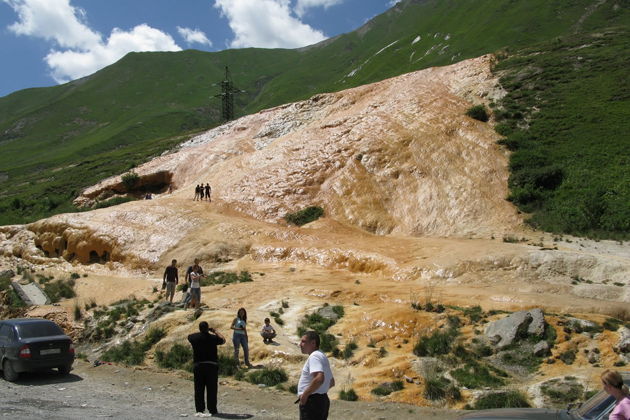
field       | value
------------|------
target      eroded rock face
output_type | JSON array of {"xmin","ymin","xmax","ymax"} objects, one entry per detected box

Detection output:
[{"xmin": 77, "ymin": 54, "xmax": 520, "ymax": 238}]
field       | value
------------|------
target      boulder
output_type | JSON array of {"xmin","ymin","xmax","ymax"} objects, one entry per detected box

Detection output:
[
  {"xmin": 0, "ymin": 269, "xmax": 15, "ymax": 281},
  {"xmin": 614, "ymin": 327, "xmax": 630, "ymax": 354},
  {"xmin": 485, "ymin": 309, "xmax": 546, "ymax": 348},
  {"xmin": 317, "ymin": 305, "xmax": 341, "ymax": 322},
  {"xmin": 533, "ymin": 341, "xmax": 551, "ymax": 357}
]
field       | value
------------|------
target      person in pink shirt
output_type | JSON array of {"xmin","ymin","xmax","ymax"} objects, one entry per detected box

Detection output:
[{"xmin": 601, "ymin": 370, "xmax": 630, "ymax": 420}]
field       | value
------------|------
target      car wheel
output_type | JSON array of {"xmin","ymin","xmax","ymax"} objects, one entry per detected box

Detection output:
[
  {"xmin": 3, "ymin": 360, "xmax": 19, "ymax": 382},
  {"xmin": 57, "ymin": 364, "xmax": 72, "ymax": 375}
]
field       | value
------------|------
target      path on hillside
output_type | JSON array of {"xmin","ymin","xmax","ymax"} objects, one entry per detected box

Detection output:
[{"xmin": 0, "ymin": 360, "xmax": 461, "ymax": 420}]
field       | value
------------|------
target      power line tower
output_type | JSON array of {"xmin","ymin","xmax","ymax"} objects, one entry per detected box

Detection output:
[{"xmin": 214, "ymin": 66, "xmax": 243, "ymax": 122}]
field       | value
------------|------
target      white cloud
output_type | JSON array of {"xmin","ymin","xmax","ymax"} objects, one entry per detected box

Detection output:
[
  {"xmin": 3, "ymin": 0, "xmax": 101, "ymax": 49},
  {"xmin": 177, "ymin": 26, "xmax": 212, "ymax": 47},
  {"xmin": 388, "ymin": 0, "xmax": 402, "ymax": 6},
  {"xmin": 46, "ymin": 24, "xmax": 181, "ymax": 83},
  {"xmin": 294, "ymin": 0, "xmax": 344, "ymax": 18},
  {"xmin": 214, "ymin": 0, "xmax": 326, "ymax": 49},
  {"xmin": 3, "ymin": 0, "xmax": 181, "ymax": 84}
]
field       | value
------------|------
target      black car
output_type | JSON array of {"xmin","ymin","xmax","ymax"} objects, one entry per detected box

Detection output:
[
  {"xmin": 0, "ymin": 318, "xmax": 75, "ymax": 381},
  {"xmin": 457, "ymin": 372, "xmax": 630, "ymax": 420}
]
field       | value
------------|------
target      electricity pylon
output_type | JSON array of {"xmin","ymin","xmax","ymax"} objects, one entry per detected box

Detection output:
[{"xmin": 214, "ymin": 66, "xmax": 244, "ymax": 121}]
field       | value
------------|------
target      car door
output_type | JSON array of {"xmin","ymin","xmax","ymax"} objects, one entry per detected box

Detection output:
[{"xmin": 0, "ymin": 323, "xmax": 11, "ymax": 360}]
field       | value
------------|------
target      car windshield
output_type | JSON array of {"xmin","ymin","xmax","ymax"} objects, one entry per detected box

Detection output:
[
  {"xmin": 574, "ymin": 390, "xmax": 614, "ymax": 420},
  {"xmin": 17, "ymin": 322, "xmax": 64, "ymax": 338}
]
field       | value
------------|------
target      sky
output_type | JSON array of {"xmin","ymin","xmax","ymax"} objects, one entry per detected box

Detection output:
[{"xmin": 0, "ymin": 0, "xmax": 401, "ymax": 98}]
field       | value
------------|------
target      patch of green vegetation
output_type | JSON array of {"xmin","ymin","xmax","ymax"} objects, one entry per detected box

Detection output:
[
  {"xmin": 342, "ymin": 341, "xmax": 358, "ymax": 360},
  {"xmin": 246, "ymin": 367, "xmax": 288, "ymax": 387},
  {"xmin": 541, "ymin": 381, "xmax": 584, "ymax": 406},
  {"xmin": 371, "ymin": 381, "xmax": 404, "ymax": 396},
  {"xmin": 424, "ymin": 376, "xmax": 461, "ymax": 401},
  {"xmin": 603, "ymin": 318, "xmax": 623, "ymax": 331},
  {"xmin": 451, "ymin": 361, "xmax": 506, "ymax": 388},
  {"xmin": 93, "ymin": 196, "xmax": 136, "ymax": 209},
  {"xmin": 101, "ymin": 327, "xmax": 166, "ymax": 365},
  {"xmin": 200, "ymin": 271, "xmax": 253, "ymax": 286},
  {"xmin": 296, "ymin": 304, "xmax": 345, "ymax": 353},
  {"xmin": 465, "ymin": 105, "xmax": 489, "ymax": 122},
  {"xmin": 218, "ymin": 351, "xmax": 240, "ymax": 377},
  {"xmin": 494, "ymin": 28, "xmax": 630, "ymax": 239},
  {"xmin": 500, "ymin": 348, "xmax": 542, "ymax": 372},
  {"xmin": 43, "ymin": 278, "xmax": 76, "ymax": 303},
  {"xmin": 473, "ymin": 391, "xmax": 530, "ymax": 409},
  {"xmin": 121, "ymin": 171, "xmax": 140, "ymax": 190},
  {"xmin": 155, "ymin": 343, "xmax": 193, "ymax": 372},
  {"xmin": 339, "ymin": 388, "xmax": 359, "ymax": 401},
  {"xmin": 284, "ymin": 206, "xmax": 324, "ymax": 226},
  {"xmin": 413, "ymin": 328, "xmax": 458, "ymax": 357},
  {"xmin": 558, "ymin": 349, "xmax": 577, "ymax": 365}
]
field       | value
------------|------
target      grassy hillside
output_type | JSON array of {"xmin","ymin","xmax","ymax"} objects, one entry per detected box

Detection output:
[
  {"xmin": 0, "ymin": 0, "xmax": 628, "ymax": 234},
  {"xmin": 493, "ymin": 26, "xmax": 630, "ymax": 238}
]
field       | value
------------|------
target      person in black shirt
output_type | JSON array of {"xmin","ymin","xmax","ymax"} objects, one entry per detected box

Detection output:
[
  {"xmin": 188, "ymin": 321, "xmax": 226, "ymax": 416},
  {"xmin": 204, "ymin": 183, "xmax": 211, "ymax": 202},
  {"xmin": 162, "ymin": 259, "xmax": 178, "ymax": 304}
]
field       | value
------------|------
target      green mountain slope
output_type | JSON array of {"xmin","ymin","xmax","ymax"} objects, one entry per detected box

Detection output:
[{"xmin": 0, "ymin": 0, "xmax": 628, "ymax": 235}]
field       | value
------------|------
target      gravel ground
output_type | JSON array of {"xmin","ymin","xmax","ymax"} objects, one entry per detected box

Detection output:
[{"xmin": 0, "ymin": 360, "xmax": 462, "ymax": 419}]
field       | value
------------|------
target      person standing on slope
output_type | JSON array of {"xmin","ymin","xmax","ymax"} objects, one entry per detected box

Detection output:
[
  {"xmin": 188, "ymin": 321, "xmax": 226, "ymax": 416},
  {"xmin": 297, "ymin": 330, "xmax": 335, "ymax": 420}
]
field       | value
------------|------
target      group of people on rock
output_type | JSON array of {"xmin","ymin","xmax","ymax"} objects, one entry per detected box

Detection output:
[
  {"xmin": 194, "ymin": 183, "xmax": 212, "ymax": 201},
  {"xmin": 163, "ymin": 259, "xmax": 334, "ymax": 419},
  {"xmin": 188, "ymin": 318, "xmax": 333, "ymax": 419},
  {"xmin": 162, "ymin": 258, "xmax": 204, "ymax": 309}
]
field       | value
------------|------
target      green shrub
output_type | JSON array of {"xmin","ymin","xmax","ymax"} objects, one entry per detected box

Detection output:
[
  {"xmin": 43, "ymin": 278, "xmax": 76, "ymax": 303},
  {"xmin": 413, "ymin": 329, "xmax": 457, "ymax": 357},
  {"xmin": 93, "ymin": 196, "xmax": 136, "ymax": 209},
  {"xmin": 246, "ymin": 367, "xmax": 288, "ymax": 386},
  {"xmin": 121, "ymin": 171, "xmax": 140, "ymax": 190},
  {"xmin": 73, "ymin": 303, "xmax": 82, "ymax": 321},
  {"xmin": 500, "ymin": 349, "xmax": 542, "ymax": 372},
  {"xmin": 558, "ymin": 349, "xmax": 577, "ymax": 365},
  {"xmin": 101, "ymin": 327, "xmax": 165, "ymax": 365},
  {"xmin": 371, "ymin": 381, "xmax": 404, "ymax": 396},
  {"xmin": 474, "ymin": 391, "xmax": 531, "ymax": 409},
  {"xmin": 218, "ymin": 351, "xmax": 240, "ymax": 377},
  {"xmin": 155, "ymin": 343, "xmax": 193, "ymax": 372},
  {"xmin": 201, "ymin": 271, "xmax": 253, "ymax": 286},
  {"xmin": 465, "ymin": 105, "xmax": 489, "ymax": 122},
  {"xmin": 602, "ymin": 318, "xmax": 623, "ymax": 331},
  {"xmin": 451, "ymin": 362, "xmax": 505, "ymax": 388},
  {"xmin": 285, "ymin": 206, "xmax": 324, "ymax": 226},
  {"xmin": 339, "ymin": 388, "xmax": 359, "ymax": 401},
  {"xmin": 541, "ymin": 382, "xmax": 583, "ymax": 405},
  {"xmin": 343, "ymin": 341, "xmax": 358, "ymax": 360}
]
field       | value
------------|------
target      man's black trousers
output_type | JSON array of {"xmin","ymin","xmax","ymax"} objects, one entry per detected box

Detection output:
[
  {"xmin": 299, "ymin": 393, "xmax": 330, "ymax": 420},
  {"xmin": 193, "ymin": 363, "xmax": 218, "ymax": 414}
]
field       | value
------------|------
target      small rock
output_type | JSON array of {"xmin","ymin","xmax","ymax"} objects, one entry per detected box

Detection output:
[
  {"xmin": 614, "ymin": 327, "xmax": 630, "ymax": 354},
  {"xmin": 533, "ymin": 341, "xmax": 550, "ymax": 357}
]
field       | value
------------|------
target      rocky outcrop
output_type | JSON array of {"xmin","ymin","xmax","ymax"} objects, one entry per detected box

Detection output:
[
  {"xmin": 615, "ymin": 327, "xmax": 630, "ymax": 354},
  {"xmin": 485, "ymin": 308, "xmax": 546, "ymax": 348}
]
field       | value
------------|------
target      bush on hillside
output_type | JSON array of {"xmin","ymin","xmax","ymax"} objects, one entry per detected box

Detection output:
[
  {"xmin": 285, "ymin": 206, "xmax": 324, "ymax": 226},
  {"xmin": 121, "ymin": 171, "xmax": 140, "ymax": 190},
  {"xmin": 465, "ymin": 105, "xmax": 490, "ymax": 122}
]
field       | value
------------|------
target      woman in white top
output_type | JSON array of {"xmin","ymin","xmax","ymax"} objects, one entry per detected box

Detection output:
[
  {"xmin": 188, "ymin": 268, "xmax": 202, "ymax": 309},
  {"xmin": 230, "ymin": 308, "xmax": 252, "ymax": 367}
]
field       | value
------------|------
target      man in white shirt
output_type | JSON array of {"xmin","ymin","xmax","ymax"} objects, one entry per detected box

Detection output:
[{"xmin": 297, "ymin": 331, "xmax": 335, "ymax": 420}]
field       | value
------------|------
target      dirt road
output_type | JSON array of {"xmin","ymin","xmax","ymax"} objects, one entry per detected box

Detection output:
[{"xmin": 0, "ymin": 360, "xmax": 461, "ymax": 419}]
